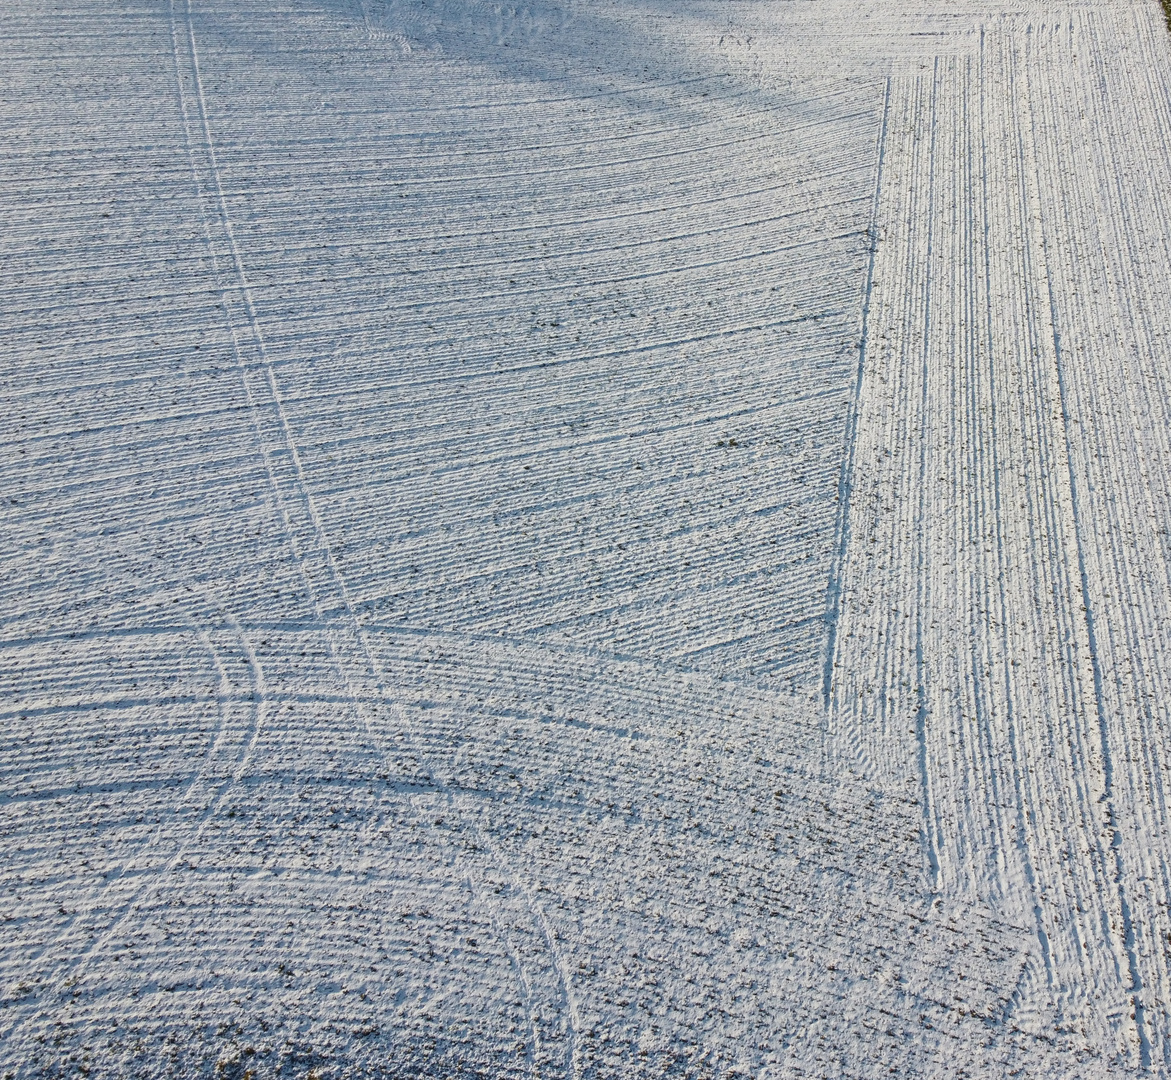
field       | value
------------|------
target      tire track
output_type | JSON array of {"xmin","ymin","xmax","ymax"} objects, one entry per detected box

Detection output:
[
  {"xmin": 5, "ymin": 0, "xmax": 1148, "ymax": 1073},
  {"xmin": 1023, "ymin": 5, "xmax": 1171, "ymax": 1065},
  {"xmin": 168, "ymin": 3, "xmax": 582, "ymax": 1073},
  {"xmin": 54, "ymin": 609, "xmax": 269, "ymax": 991},
  {"xmin": 0, "ymin": 565, "xmax": 262, "ymax": 1047},
  {"xmin": 1025, "ymin": 29, "xmax": 1149, "ymax": 1063}
]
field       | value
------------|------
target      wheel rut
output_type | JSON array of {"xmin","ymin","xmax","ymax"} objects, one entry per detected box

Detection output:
[{"xmin": 168, "ymin": 2, "xmax": 581, "ymax": 1072}]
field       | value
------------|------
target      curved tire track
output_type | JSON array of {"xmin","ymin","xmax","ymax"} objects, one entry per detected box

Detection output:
[{"xmin": 168, "ymin": 2, "xmax": 581, "ymax": 1071}]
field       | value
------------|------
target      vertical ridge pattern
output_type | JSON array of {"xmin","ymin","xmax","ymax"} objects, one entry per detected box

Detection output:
[{"xmin": 830, "ymin": 3, "xmax": 1171, "ymax": 1067}]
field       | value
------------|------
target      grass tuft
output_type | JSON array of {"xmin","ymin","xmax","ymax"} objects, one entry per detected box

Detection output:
[{"xmin": 1164, "ymin": 0, "xmax": 1171, "ymax": 33}]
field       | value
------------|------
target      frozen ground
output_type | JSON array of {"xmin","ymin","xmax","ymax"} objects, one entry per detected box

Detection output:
[{"xmin": 3, "ymin": 0, "xmax": 1171, "ymax": 1076}]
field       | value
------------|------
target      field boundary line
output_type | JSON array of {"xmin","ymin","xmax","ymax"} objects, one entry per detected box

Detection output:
[{"xmin": 822, "ymin": 74, "xmax": 892, "ymax": 712}]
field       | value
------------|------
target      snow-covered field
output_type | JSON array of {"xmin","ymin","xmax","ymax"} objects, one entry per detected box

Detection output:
[{"xmin": 4, "ymin": 0, "xmax": 1171, "ymax": 1075}]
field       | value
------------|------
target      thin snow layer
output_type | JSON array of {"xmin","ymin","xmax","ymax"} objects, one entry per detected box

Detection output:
[
  {"xmin": 828, "ymin": 0, "xmax": 1171, "ymax": 1071},
  {"xmin": 0, "ymin": 0, "xmax": 1168, "ymax": 1077}
]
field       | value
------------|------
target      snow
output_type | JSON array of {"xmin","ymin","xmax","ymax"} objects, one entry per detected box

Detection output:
[{"xmin": 2, "ymin": 0, "xmax": 1171, "ymax": 1075}]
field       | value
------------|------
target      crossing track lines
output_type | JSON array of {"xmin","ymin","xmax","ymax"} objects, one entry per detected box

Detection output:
[
  {"xmin": 170, "ymin": 0, "xmax": 586, "ymax": 1072},
  {"xmin": 2, "ymin": 0, "xmax": 1165, "ymax": 1075}
]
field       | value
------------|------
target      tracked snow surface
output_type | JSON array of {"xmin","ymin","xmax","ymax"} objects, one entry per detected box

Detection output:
[{"xmin": 4, "ymin": 0, "xmax": 1171, "ymax": 1075}]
